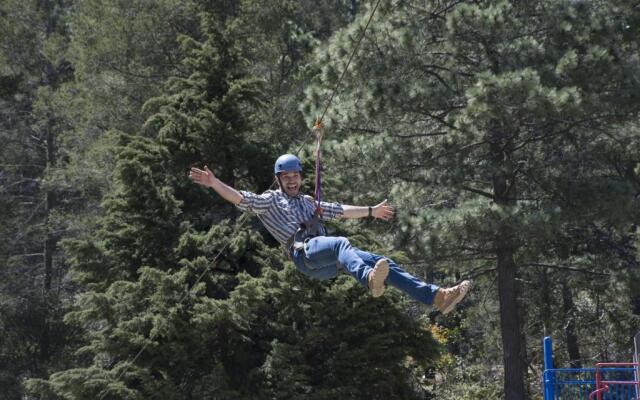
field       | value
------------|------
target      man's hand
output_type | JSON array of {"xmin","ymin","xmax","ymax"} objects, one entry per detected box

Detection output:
[
  {"xmin": 188, "ymin": 165, "xmax": 243, "ymax": 204},
  {"xmin": 189, "ymin": 166, "xmax": 216, "ymax": 188},
  {"xmin": 373, "ymin": 199, "xmax": 394, "ymax": 221}
]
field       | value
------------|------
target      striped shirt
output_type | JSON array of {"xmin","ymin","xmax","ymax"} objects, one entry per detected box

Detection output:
[{"xmin": 236, "ymin": 190, "xmax": 344, "ymax": 245}]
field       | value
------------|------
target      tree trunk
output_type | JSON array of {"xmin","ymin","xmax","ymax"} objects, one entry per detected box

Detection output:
[
  {"xmin": 491, "ymin": 133, "xmax": 527, "ymax": 399},
  {"xmin": 539, "ymin": 267, "xmax": 551, "ymax": 335},
  {"xmin": 40, "ymin": 119, "xmax": 56, "ymax": 362},
  {"xmin": 44, "ymin": 125, "xmax": 55, "ymax": 293},
  {"xmin": 562, "ymin": 277, "xmax": 581, "ymax": 368},
  {"xmin": 40, "ymin": 0, "xmax": 60, "ymax": 362},
  {"xmin": 497, "ymin": 244, "xmax": 526, "ymax": 399}
]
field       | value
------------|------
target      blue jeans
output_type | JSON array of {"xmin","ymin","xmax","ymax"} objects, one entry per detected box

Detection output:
[{"xmin": 290, "ymin": 236, "xmax": 439, "ymax": 305}]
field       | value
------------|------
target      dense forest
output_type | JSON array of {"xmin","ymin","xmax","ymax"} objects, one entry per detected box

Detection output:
[{"xmin": 1, "ymin": 0, "xmax": 639, "ymax": 399}]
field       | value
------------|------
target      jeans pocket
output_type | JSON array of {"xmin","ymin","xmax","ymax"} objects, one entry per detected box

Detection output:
[{"xmin": 303, "ymin": 237, "xmax": 337, "ymax": 270}]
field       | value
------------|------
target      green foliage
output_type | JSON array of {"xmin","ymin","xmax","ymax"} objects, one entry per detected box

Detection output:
[
  {"xmin": 24, "ymin": 2, "xmax": 443, "ymax": 399},
  {"xmin": 5, "ymin": 0, "xmax": 640, "ymax": 398},
  {"xmin": 304, "ymin": 0, "xmax": 640, "ymax": 396},
  {"xmin": 65, "ymin": 0, "xmax": 200, "ymax": 133},
  {"xmin": 227, "ymin": 266, "xmax": 440, "ymax": 400},
  {"xmin": 0, "ymin": 1, "xmax": 83, "ymax": 398}
]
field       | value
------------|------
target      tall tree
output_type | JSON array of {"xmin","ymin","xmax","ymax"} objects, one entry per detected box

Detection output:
[
  {"xmin": 304, "ymin": 0, "xmax": 640, "ymax": 397},
  {"xmin": 0, "ymin": 0, "xmax": 78, "ymax": 396},
  {"xmin": 26, "ymin": 3, "xmax": 442, "ymax": 398}
]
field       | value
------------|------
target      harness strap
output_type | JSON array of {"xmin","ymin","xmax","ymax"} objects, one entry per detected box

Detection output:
[{"xmin": 290, "ymin": 215, "xmax": 327, "ymax": 254}]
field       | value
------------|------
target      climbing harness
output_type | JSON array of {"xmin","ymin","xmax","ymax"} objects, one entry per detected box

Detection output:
[{"xmin": 291, "ymin": 216, "xmax": 327, "ymax": 252}]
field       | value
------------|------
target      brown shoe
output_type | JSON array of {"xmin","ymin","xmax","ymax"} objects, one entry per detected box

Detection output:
[
  {"xmin": 433, "ymin": 280, "xmax": 472, "ymax": 314},
  {"xmin": 368, "ymin": 259, "xmax": 389, "ymax": 297}
]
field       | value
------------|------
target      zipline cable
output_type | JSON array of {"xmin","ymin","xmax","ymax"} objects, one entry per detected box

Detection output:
[
  {"xmin": 98, "ymin": 2, "xmax": 382, "ymax": 398},
  {"xmin": 313, "ymin": 0, "xmax": 382, "ymax": 211},
  {"xmin": 317, "ymin": 0, "xmax": 383, "ymax": 125}
]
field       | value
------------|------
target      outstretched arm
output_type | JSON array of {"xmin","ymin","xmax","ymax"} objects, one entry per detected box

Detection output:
[
  {"xmin": 189, "ymin": 166, "xmax": 242, "ymax": 205},
  {"xmin": 341, "ymin": 199, "xmax": 394, "ymax": 221}
]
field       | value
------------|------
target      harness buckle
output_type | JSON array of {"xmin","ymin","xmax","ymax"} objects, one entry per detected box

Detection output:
[{"xmin": 292, "ymin": 215, "xmax": 326, "ymax": 252}]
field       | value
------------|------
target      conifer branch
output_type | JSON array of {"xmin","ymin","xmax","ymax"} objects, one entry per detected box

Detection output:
[
  {"xmin": 461, "ymin": 184, "xmax": 494, "ymax": 199},
  {"xmin": 2, "ymin": 253, "xmax": 44, "ymax": 258},
  {"xmin": 407, "ymin": 0, "xmax": 465, "ymax": 21},
  {"xmin": 392, "ymin": 131, "xmax": 447, "ymax": 138},
  {"xmin": 460, "ymin": 266, "xmax": 496, "ymax": 280},
  {"xmin": 525, "ymin": 263, "xmax": 610, "ymax": 276},
  {"xmin": 347, "ymin": 126, "xmax": 381, "ymax": 134}
]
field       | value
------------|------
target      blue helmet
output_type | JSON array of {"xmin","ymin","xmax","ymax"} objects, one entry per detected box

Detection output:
[{"xmin": 274, "ymin": 154, "xmax": 302, "ymax": 174}]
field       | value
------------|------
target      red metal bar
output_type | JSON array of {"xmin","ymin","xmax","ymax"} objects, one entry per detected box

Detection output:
[
  {"xmin": 595, "ymin": 363, "xmax": 640, "ymax": 367},
  {"xmin": 588, "ymin": 385, "xmax": 608, "ymax": 400},
  {"xmin": 588, "ymin": 362, "xmax": 640, "ymax": 400}
]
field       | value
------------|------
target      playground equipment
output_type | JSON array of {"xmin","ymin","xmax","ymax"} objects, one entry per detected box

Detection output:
[{"xmin": 542, "ymin": 332, "xmax": 640, "ymax": 399}]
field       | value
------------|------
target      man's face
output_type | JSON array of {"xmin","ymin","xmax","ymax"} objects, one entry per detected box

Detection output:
[{"xmin": 278, "ymin": 171, "xmax": 302, "ymax": 196}]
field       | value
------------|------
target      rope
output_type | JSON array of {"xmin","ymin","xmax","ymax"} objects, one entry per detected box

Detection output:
[
  {"xmin": 99, "ymin": 2, "xmax": 383, "ymax": 397},
  {"xmin": 313, "ymin": 0, "xmax": 382, "ymax": 212}
]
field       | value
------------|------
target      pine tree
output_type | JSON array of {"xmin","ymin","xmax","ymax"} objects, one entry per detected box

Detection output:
[
  {"xmin": 26, "ymin": 5, "xmax": 272, "ymax": 396},
  {"xmin": 0, "ymin": 0, "xmax": 79, "ymax": 396},
  {"xmin": 26, "ymin": 3, "xmax": 444, "ymax": 398},
  {"xmin": 304, "ymin": 0, "xmax": 640, "ymax": 397}
]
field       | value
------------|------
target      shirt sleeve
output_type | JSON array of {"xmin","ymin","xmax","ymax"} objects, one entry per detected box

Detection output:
[
  {"xmin": 236, "ymin": 190, "xmax": 275, "ymax": 215},
  {"xmin": 304, "ymin": 195, "xmax": 344, "ymax": 220}
]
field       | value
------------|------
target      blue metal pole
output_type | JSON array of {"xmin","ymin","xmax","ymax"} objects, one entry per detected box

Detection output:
[{"xmin": 543, "ymin": 336, "xmax": 555, "ymax": 400}]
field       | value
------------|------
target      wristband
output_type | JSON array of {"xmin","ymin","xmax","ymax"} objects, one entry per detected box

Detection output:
[{"xmin": 368, "ymin": 206, "xmax": 372, "ymax": 218}]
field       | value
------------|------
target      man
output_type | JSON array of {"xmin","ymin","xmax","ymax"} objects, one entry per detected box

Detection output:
[{"xmin": 189, "ymin": 154, "xmax": 470, "ymax": 314}]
